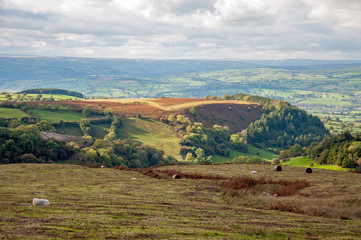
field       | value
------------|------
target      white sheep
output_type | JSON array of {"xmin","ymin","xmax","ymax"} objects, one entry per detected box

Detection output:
[
  {"xmin": 251, "ymin": 170, "xmax": 257, "ymax": 174},
  {"xmin": 32, "ymin": 198, "xmax": 50, "ymax": 206}
]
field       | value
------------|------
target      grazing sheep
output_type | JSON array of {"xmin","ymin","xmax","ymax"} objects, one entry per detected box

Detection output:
[
  {"xmin": 305, "ymin": 167, "xmax": 313, "ymax": 173},
  {"xmin": 251, "ymin": 170, "xmax": 257, "ymax": 174},
  {"xmin": 32, "ymin": 198, "xmax": 50, "ymax": 206},
  {"xmin": 274, "ymin": 165, "xmax": 282, "ymax": 171},
  {"xmin": 173, "ymin": 174, "xmax": 180, "ymax": 179}
]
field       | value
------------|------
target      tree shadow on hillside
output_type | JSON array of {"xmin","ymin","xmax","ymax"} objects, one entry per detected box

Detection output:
[{"xmin": 117, "ymin": 121, "xmax": 149, "ymax": 140}]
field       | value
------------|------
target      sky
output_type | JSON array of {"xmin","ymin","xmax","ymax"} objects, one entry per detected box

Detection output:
[{"xmin": 1, "ymin": 0, "xmax": 361, "ymax": 59}]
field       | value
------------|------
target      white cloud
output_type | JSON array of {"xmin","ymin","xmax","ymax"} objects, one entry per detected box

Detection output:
[
  {"xmin": 0, "ymin": 0, "xmax": 360, "ymax": 59},
  {"xmin": 198, "ymin": 42, "xmax": 217, "ymax": 48}
]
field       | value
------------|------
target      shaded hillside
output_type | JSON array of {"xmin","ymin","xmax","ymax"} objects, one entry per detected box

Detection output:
[{"xmin": 186, "ymin": 103, "xmax": 263, "ymax": 133}]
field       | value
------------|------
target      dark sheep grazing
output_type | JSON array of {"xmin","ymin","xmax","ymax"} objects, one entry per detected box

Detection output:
[
  {"xmin": 173, "ymin": 174, "xmax": 180, "ymax": 179},
  {"xmin": 305, "ymin": 167, "xmax": 313, "ymax": 173},
  {"xmin": 274, "ymin": 165, "xmax": 282, "ymax": 171}
]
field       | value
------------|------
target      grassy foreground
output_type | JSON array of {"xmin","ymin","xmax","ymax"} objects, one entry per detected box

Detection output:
[{"xmin": 0, "ymin": 164, "xmax": 360, "ymax": 239}]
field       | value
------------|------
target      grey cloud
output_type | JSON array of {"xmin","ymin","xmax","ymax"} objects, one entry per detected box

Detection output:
[
  {"xmin": 0, "ymin": 0, "xmax": 360, "ymax": 59},
  {"xmin": 149, "ymin": 0, "xmax": 217, "ymax": 15},
  {"xmin": 0, "ymin": 7, "xmax": 57, "ymax": 30}
]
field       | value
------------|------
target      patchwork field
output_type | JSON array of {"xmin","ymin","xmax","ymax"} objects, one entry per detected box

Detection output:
[
  {"xmin": 0, "ymin": 107, "xmax": 29, "ymax": 119},
  {"xmin": 0, "ymin": 164, "xmax": 360, "ymax": 239}
]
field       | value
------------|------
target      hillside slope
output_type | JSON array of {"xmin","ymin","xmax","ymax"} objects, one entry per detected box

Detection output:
[
  {"xmin": 0, "ymin": 164, "xmax": 360, "ymax": 239},
  {"xmin": 187, "ymin": 103, "xmax": 262, "ymax": 133}
]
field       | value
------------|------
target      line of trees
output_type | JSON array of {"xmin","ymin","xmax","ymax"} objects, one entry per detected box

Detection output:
[{"xmin": 17, "ymin": 88, "xmax": 84, "ymax": 98}]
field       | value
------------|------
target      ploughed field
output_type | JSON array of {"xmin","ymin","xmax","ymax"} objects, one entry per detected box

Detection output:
[{"xmin": 0, "ymin": 164, "xmax": 360, "ymax": 239}]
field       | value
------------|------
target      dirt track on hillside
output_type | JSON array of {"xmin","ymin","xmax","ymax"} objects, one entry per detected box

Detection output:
[{"xmin": 88, "ymin": 98, "xmax": 251, "ymax": 111}]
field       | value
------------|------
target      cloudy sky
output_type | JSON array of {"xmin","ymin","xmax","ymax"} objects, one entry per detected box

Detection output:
[{"xmin": 1, "ymin": 0, "xmax": 361, "ymax": 59}]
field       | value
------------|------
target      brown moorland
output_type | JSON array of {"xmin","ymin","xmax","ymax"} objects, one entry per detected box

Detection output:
[{"xmin": 28, "ymin": 98, "xmax": 263, "ymax": 130}]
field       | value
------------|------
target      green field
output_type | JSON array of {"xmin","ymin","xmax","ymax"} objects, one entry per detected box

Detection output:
[
  {"xmin": 212, "ymin": 146, "xmax": 278, "ymax": 163},
  {"xmin": 117, "ymin": 118, "xmax": 181, "ymax": 159},
  {"xmin": 29, "ymin": 108, "xmax": 84, "ymax": 122},
  {"xmin": 0, "ymin": 163, "xmax": 360, "ymax": 239},
  {"xmin": 0, "ymin": 107, "xmax": 29, "ymax": 119},
  {"xmin": 282, "ymin": 156, "xmax": 349, "ymax": 171}
]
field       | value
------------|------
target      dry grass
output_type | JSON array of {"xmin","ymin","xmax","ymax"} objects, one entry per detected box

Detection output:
[
  {"xmin": 220, "ymin": 176, "xmax": 310, "ymax": 196},
  {"xmin": 156, "ymin": 163, "xmax": 361, "ymax": 220},
  {"xmin": 0, "ymin": 163, "xmax": 360, "ymax": 239}
]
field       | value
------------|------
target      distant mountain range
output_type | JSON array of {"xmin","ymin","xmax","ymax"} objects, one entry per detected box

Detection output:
[{"xmin": 1, "ymin": 56, "xmax": 361, "ymax": 81}]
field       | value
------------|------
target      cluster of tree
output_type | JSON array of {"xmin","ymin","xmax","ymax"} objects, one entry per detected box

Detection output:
[
  {"xmin": 0, "ymin": 118, "xmax": 21, "ymax": 128},
  {"xmin": 238, "ymin": 97, "xmax": 329, "ymax": 148},
  {"xmin": 17, "ymin": 88, "xmax": 84, "ymax": 98},
  {"xmin": 168, "ymin": 115, "xmax": 248, "ymax": 162},
  {"xmin": 20, "ymin": 117, "xmax": 40, "ymax": 124},
  {"xmin": 246, "ymin": 106, "xmax": 328, "ymax": 148},
  {"xmin": 277, "ymin": 144, "xmax": 307, "ymax": 161},
  {"xmin": 307, "ymin": 131, "xmax": 361, "ymax": 168},
  {"xmin": 0, "ymin": 117, "xmax": 49, "ymax": 130},
  {"xmin": 223, "ymin": 93, "xmax": 277, "ymax": 106},
  {"xmin": 232, "ymin": 155, "xmax": 266, "ymax": 164},
  {"xmin": 75, "ymin": 139, "xmax": 176, "ymax": 168},
  {"xmin": 0, "ymin": 125, "xmax": 75, "ymax": 163},
  {"xmin": 0, "ymin": 122, "xmax": 176, "ymax": 168}
]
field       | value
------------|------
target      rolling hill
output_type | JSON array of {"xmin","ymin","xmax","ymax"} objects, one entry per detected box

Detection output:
[
  {"xmin": 0, "ymin": 93, "xmax": 328, "ymax": 167},
  {"xmin": 1, "ymin": 56, "xmax": 361, "ymax": 135}
]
